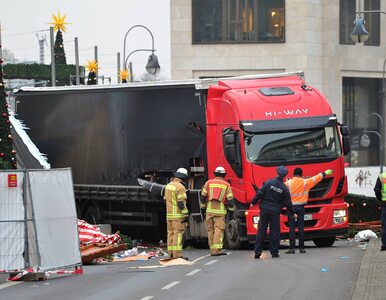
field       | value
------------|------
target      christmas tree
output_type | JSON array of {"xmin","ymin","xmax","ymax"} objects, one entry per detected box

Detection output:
[
  {"xmin": 86, "ymin": 60, "xmax": 98, "ymax": 85},
  {"xmin": 0, "ymin": 58, "xmax": 17, "ymax": 169},
  {"xmin": 54, "ymin": 29, "xmax": 66, "ymax": 65},
  {"xmin": 50, "ymin": 11, "xmax": 69, "ymax": 65}
]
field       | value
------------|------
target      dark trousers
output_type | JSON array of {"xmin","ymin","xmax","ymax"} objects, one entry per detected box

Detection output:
[
  {"xmin": 255, "ymin": 209, "xmax": 280, "ymax": 255},
  {"xmin": 382, "ymin": 206, "xmax": 386, "ymax": 247},
  {"xmin": 287, "ymin": 205, "xmax": 305, "ymax": 249}
]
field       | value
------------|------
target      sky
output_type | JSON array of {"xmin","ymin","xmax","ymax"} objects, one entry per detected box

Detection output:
[{"xmin": 1, "ymin": 0, "xmax": 171, "ymax": 83}]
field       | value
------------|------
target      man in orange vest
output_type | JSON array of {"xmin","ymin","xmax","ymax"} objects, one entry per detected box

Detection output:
[
  {"xmin": 201, "ymin": 166, "xmax": 235, "ymax": 256},
  {"xmin": 285, "ymin": 167, "xmax": 333, "ymax": 254},
  {"xmin": 164, "ymin": 167, "xmax": 189, "ymax": 259}
]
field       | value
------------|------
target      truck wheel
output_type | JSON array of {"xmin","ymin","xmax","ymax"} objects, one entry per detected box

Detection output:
[
  {"xmin": 224, "ymin": 218, "xmax": 242, "ymax": 250},
  {"xmin": 84, "ymin": 206, "xmax": 101, "ymax": 225},
  {"xmin": 313, "ymin": 236, "xmax": 336, "ymax": 247}
]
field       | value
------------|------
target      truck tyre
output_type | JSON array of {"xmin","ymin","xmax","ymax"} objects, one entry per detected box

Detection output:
[
  {"xmin": 313, "ymin": 236, "xmax": 336, "ymax": 247},
  {"xmin": 84, "ymin": 206, "xmax": 101, "ymax": 225},
  {"xmin": 224, "ymin": 218, "xmax": 242, "ymax": 250}
]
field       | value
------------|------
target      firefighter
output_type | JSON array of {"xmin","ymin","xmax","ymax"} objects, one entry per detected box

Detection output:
[
  {"xmin": 164, "ymin": 167, "xmax": 189, "ymax": 259},
  {"xmin": 250, "ymin": 166, "xmax": 294, "ymax": 259},
  {"xmin": 373, "ymin": 172, "xmax": 386, "ymax": 251},
  {"xmin": 201, "ymin": 166, "xmax": 235, "ymax": 256},
  {"xmin": 284, "ymin": 167, "xmax": 333, "ymax": 254}
]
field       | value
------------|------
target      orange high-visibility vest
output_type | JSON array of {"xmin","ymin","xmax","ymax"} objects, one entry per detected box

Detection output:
[
  {"xmin": 285, "ymin": 173, "xmax": 323, "ymax": 205},
  {"xmin": 201, "ymin": 178, "xmax": 233, "ymax": 215}
]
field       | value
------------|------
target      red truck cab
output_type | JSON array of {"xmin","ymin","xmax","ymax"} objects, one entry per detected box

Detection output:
[{"xmin": 206, "ymin": 73, "xmax": 350, "ymax": 249}]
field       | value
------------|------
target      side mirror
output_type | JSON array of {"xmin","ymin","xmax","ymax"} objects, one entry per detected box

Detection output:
[
  {"xmin": 223, "ymin": 128, "xmax": 242, "ymax": 177},
  {"xmin": 342, "ymin": 136, "xmax": 350, "ymax": 155},
  {"xmin": 340, "ymin": 125, "xmax": 350, "ymax": 155},
  {"xmin": 340, "ymin": 125, "xmax": 349, "ymax": 136},
  {"xmin": 224, "ymin": 144, "xmax": 237, "ymax": 162}
]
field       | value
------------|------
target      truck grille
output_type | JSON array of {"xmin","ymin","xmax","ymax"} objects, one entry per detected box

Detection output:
[
  {"xmin": 335, "ymin": 177, "xmax": 345, "ymax": 195},
  {"xmin": 309, "ymin": 177, "xmax": 333, "ymax": 199}
]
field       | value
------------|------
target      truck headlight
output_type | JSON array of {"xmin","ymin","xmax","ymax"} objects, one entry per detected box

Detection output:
[
  {"xmin": 333, "ymin": 209, "xmax": 347, "ymax": 224},
  {"xmin": 333, "ymin": 210, "xmax": 346, "ymax": 218}
]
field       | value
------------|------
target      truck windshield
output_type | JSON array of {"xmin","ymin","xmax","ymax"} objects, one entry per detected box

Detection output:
[{"xmin": 244, "ymin": 127, "xmax": 342, "ymax": 164}]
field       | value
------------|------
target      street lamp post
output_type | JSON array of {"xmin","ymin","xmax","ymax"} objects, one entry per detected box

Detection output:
[
  {"xmin": 361, "ymin": 112, "xmax": 384, "ymax": 172},
  {"xmin": 122, "ymin": 25, "xmax": 160, "ymax": 82},
  {"xmin": 351, "ymin": 9, "xmax": 386, "ymax": 173}
]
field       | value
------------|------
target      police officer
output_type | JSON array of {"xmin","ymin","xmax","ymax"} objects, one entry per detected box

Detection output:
[
  {"xmin": 250, "ymin": 166, "xmax": 294, "ymax": 259},
  {"xmin": 201, "ymin": 166, "xmax": 235, "ymax": 256},
  {"xmin": 285, "ymin": 168, "xmax": 333, "ymax": 254},
  {"xmin": 374, "ymin": 171, "xmax": 386, "ymax": 251},
  {"xmin": 164, "ymin": 168, "xmax": 189, "ymax": 259}
]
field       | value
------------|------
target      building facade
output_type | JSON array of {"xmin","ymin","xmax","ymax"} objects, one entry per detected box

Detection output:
[{"xmin": 170, "ymin": 0, "xmax": 386, "ymax": 168}]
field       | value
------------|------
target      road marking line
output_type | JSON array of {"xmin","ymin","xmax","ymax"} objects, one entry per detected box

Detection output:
[
  {"xmin": 161, "ymin": 281, "xmax": 180, "ymax": 290},
  {"xmin": 204, "ymin": 260, "xmax": 218, "ymax": 266},
  {"xmin": 191, "ymin": 254, "xmax": 210, "ymax": 264},
  {"xmin": 0, "ymin": 281, "xmax": 22, "ymax": 290},
  {"xmin": 186, "ymin": 269, "xmax": 201, "ymax": 276},
  {"xmin": 140, "ymin": 297, "xmax": 154, "ymax": 300}
]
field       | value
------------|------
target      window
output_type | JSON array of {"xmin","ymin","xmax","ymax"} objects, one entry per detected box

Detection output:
[
  {"xmin": 339, "ymin": 0, "xmax": 356, "ymax": 44},
  {"xmin": 339, "ymin": 0, "xmax": 380, "ymax": 45},
  {"xmin": 342, "ymin": 77, "xmax": 382, "ymax": 167},
  {"xmin": 192, "ymin": 0, "xmax": 285, "ymax": 43},
  {"xmin": 364, "ymin": 0, "xmax": 380, "ymax": 46},
  {"xmin": 244, "ymin": 128, "xmax": 342, "ymax": 166}
]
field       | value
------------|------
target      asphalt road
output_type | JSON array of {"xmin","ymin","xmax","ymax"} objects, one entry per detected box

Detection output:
[{"xmin": 0, "ymin": 240, "xmax": 364, "ymax": 300}]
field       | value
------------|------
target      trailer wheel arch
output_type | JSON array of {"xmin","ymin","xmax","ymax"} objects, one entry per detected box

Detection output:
[{"xmin": 84, "ymin": 205, "xmax": 102, "ymax": 225}]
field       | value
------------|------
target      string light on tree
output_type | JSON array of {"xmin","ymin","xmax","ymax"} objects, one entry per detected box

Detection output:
[{"xmin": 0, "ymin": 54, "xmax": 17, "ymax": 169}]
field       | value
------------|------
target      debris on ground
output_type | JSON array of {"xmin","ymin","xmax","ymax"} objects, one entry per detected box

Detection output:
[
  {"xmin": 78, "ymin": 220, "xmax": 127, "ymax": 263},
  {"xmin": 111, "ymin": 246, "xmax": 168, "ymax": 262},
  {"xmin": 78, "ymin": 220, "xmax": 121, "ymax": 245},
  {"xmin": 352, "ymin": 229, "xmax": 378, "ymax": 242},
  {"xmin": 77, "ymin": 220, "xmax": 169, "ymax": 264},
  {"xmin": 159, "ymin": 258, "xmax": 192, "ymax": 266},
  {"xmin": 80, "ymin": 243, "xmax": 128, "ymax": 264}
]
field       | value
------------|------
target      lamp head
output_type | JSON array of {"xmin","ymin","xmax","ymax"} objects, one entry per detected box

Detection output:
[
  {"xmin": 146, "ymin": 53, "xmax": 160, "ymax": 75},
  {"xmin": 350, "ymin": 17, "xmax": 369, "ymax": 43},
  {"xmin": 360, "ymin": 133, "xmax": 371, "ymax": 148}
]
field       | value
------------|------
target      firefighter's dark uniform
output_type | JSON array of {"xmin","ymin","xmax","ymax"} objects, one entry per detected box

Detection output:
[
  {"xmin": 201, "ymin": 177, "xmax": 234, "ymax": 255},
  {"xmin": 252, "ymin": 176, "xmax": 294, "ymax": 257},
  {"xmin": 164, "ymin": 177, "xmax": 188, "ymax": 259},
  {"xmin": 374, "ymin": 173, "xmax": 386, "ymax": 251},
  {"xmin": 285, "ymin": 172, "xmax": 324, "ymax": 251}
]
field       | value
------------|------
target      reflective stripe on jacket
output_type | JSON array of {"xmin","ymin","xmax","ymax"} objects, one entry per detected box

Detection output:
[
  {"xmin": 164, "ymin": 178, "xmax": 188, "ymax": 220},
  {"xmin": 201, "ymin": 178, "xmax": 233, "ymax": 216},
  {"xmin": 379, "ymin": 173, "xmax": 386, "ymax": 201},
  {"xmin": 285, "ymin": 173, "xmax": 323, "ymax": 205}
]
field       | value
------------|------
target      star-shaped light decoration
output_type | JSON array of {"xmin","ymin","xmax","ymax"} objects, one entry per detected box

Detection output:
[
  {"xmin": 85, "ymin": 60, "xmax": 99, "ymax": 73},
  {"xmin": 49, "ymin": 11, "xmax": 70, "ymax": 32},
  {"xmin": 119, "ymin": 69, "xmax": 130, "ymax": 82}
]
